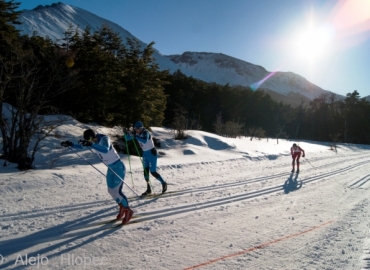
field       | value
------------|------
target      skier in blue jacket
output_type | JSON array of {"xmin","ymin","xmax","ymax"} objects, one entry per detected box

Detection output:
[
  {"xmin": 61, "ymin": 129, "xmax": 134, "ymax": 225},
  {"xmin": 124, "ymin": 121, "xmax": 167, "ymax": 196}
]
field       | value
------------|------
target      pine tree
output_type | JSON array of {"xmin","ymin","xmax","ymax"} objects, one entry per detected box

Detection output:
[
  {"xmin": 118, "ymin": 38, "xmax": 168, "ymax": 127},
  {"xmin": 0, "ymin": 0, "xmax": 22, "ymax": 163},
  {"xmin": 0, "ymin": 0, "xmax": 22, "ymax": 104},
  {"xmin": 63, "ymin": 24, "xmax": 125, "ymax": 124}
]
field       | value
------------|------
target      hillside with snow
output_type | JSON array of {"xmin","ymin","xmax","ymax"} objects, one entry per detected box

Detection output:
[
  {"xmin": 15, "ymin": 2, "xmax": 338, "ymax": 103},
  {"xmin": 166, "ymin": 52, "xmax": 332, "ymax": 100},
  {"xmin": 1, "ymin": 114, "xmax": 370, "ymax": 269},
  {"xmin": 16, "ymin": 2, "xmax": 189, "ymax": 76}
]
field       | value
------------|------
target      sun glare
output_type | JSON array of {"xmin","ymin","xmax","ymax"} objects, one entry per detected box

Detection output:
[
  {"xmin": 292, "ymin": 0, "xmax": 370, "ymax": 65},
  {"xmin": 293, "ymin": 23, "xmax": 335, "ymax": 64}
]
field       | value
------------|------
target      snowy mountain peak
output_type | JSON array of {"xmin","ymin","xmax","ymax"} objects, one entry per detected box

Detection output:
[
  {"xmin": 168, "ymin": 52, "xmax": 267, "ymax": 73},
  {"xmin": 166, "ymin": 51, "xmax": 268, "ymax": 83},
  {"xmin": 18, "ymin": 2, "xmax": 131, "ymax": 42},
  {"xmin": 17, "ymin": 2, "xmax": 190, "ymax": 75},
  {"xmin": 16, "ymin": 2, "xmax": 336, "ymax": 103},
  {"xmin": 33, "ymin": 2, "xmax": 70, "ymax": 10},
  {"xmin": 165, "ymin": 51, "xmax": 332, "ymax": 100}
]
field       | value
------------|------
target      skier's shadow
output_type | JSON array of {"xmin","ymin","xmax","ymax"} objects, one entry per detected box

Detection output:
[{"xmin": 283, "ymin": 173, "xmax": 303, "ymax": 194}]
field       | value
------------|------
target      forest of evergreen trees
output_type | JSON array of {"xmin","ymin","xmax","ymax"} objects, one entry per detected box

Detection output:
[{"xmin": 1, "ymin": 0, "xmax": 370, "ymax": 169}]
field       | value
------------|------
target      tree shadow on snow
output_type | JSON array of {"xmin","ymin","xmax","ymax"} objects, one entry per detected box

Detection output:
[{"xmin": 283, "ymin": 173, "xmax": 303, "ymax": 194}]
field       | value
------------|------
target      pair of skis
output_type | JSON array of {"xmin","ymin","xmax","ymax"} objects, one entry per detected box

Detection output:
[
  {"xmin": 64, "ymin": 190, "xmax": 179, "ymax": 233},
  {"xmin": 64, "ymin": 214, "xmax": 144, "ymax": 232},
  {"xmin": 64, "ymin": 205, "xmax": 168, "ymax": 232},
  {"xmin": 128, "ymin": 190, "xmax": 178, "ymax": 200}
]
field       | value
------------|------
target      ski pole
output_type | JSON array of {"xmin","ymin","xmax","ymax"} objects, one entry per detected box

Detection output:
[
  {"xmin": 86, "ymin": 147, "xmax": 140, "ymax": 197},
  {"xmin": 304, "ymin": 157, "xmax": 315, "ymax": 169},
  {"xmin": 68, "ymin": 147, "xmax": 106, "ymax": 178},
  {"xmin": 125, "ymin": 136, "xmax": 135, "ymax": 188},
  {"xmin": 68, "ymin": 146, "xmax": 140, "ymax": 197}
]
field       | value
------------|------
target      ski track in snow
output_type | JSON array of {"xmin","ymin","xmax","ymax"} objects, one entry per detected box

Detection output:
[{"xmin": 1, "ymin": 145, "xmax": 370, "ymax": 269}]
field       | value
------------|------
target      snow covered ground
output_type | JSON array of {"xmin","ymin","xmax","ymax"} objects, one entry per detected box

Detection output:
[{"xmin": 1, "ymin": 117, "xmax": 370, "ymax": 269}]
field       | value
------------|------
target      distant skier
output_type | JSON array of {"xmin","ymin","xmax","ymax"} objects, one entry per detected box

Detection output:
[
  {"xmin": 124, "ymin": 121, "xmax": 167, "ymax": 196},
  {"xmin": 290, "ymin": 143, "xmax": 305, "ymax": 173},
  {"xmin": 61, "ymin": 129, "xmax": 134, "ymax": 225}
]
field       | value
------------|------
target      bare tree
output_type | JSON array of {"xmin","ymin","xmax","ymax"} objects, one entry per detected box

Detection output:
[
  {"xmin": 224, "ymin": 121, "xmax": 244, "ymax": 138},
  {"xmin": 275, "ymin": 109, "xmax": 295, "ymax": 144},
  {"xmin": 171, "ymin": 106, "xmax": 188, "ymax": 140},
  {"xmin": 0, "ymin": 43, "xmax": 76, "ymax": 170},
  {"xmin": 254, "ymin": 127, "xmax": 266, "ymax": 140},
  {"xmin": 213, "ymin": 112, "xmax": 224, "ymax": 136},
  {"xmin": 248, "ymin": 127, "xmax": 256, "ymax": 141},
  {"xmin": 275, "ymin": 121, "xmax": 289, "ymax": 144},
  {"xmin": 329, "ymin": 133, "xmax": 341, "ymax": 152}
]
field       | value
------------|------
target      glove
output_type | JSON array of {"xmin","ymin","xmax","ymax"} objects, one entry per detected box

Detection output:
[
  {"xmin": 79, "ymin": 140, "xmax": 92, "ymax": 147},
  {"xmin": 124, "ymin": 133, "xmax": 133, "ymax": 140},
  {"xmin": 123, "ymin": 126, "xmax": 134, "ymax": 135},
  {"xmin": 61, "ymin": 141, "xmax": 73, "ymax": 147},
  {"xmin": 151, "ymin": 148, "xmax": 157, "ymax": 156},
  {"xmin": 302, "ymin": 154, "xmax": 305, "ymax": 157}
]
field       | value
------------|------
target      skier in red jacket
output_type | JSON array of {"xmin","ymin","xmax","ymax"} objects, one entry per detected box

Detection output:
[{"xmin": 290, "ymin": 143, "xmax": 305, "ymax": 173}]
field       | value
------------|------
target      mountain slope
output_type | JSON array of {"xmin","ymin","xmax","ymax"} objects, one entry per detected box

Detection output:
[
  {"xmin": 17, "ymin": 2, "xmax": 186, "ymax": 75},
  {"xmin": 165, "ymin": 52, "xmax": 332, "ymax": 100},
  {"xmin": 16, "ymin": 2, "xmax": 338, "ymax": 103}
]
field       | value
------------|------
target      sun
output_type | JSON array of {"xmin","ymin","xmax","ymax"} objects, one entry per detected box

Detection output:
[{"xmin": 292, "ymin": 23, "xmax": 335, "ymax": 65}]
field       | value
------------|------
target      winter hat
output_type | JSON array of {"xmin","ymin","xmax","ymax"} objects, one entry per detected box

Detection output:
[
  {"xmin": 134, "ymin": 121, "xmax": 144, "ymax": 129},
  {"xmin": 83, "ymin": 129, "xmax": 96, "ymax": 141}
]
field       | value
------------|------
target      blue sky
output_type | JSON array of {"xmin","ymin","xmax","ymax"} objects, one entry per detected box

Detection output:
[{"xmin": 18, "ymin": 0, "xmax": 370, "ymax": 97}]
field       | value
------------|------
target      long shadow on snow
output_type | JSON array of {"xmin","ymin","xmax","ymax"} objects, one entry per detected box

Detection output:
[
  {"xmin": 283, "ymin": 173, "xmax": 303, "ymax": 194},
  {"xmin": 0, "ymin": 199, "xmax": 111, "ymax": 221},
  {"xmin": 0, "ymin": 205, "xmax": 118, "ymax": 268}
]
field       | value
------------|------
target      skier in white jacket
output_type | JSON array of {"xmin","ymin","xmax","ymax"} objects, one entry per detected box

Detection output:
[
  {"xmin": 61, "ymin": 129, "xmax": 134, "ymax": 225},
  {"xmin": 124, "ymin": 121, "xmax": 167, "ymax": 196}
]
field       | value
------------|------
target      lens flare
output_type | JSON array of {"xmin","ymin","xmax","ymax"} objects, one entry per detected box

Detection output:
[
  {"xmin": 328, "ymin": 0, "xmax": 370, "ymax": 49},
  {"xmin": 251, "ymin": 71, "xmax": 278, "ymax": 91}
]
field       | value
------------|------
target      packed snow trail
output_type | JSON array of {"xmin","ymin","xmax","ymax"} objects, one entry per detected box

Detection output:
[{"xmin": 1, "ymin": 138, "xmax": 370, "ymax": 269}]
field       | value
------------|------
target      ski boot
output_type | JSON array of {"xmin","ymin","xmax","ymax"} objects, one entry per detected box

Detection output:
[
  {"xmin": 116, "ymin": 203, "xmax": 125, "ymax": 220},
  {"xmin": 122, "ymin": 207, "xmax": 134, "ymax": 225},
  {"xmin": 162, "ymin": 182, "xmax": 167, "ymax": 194},
  {"xmin": 141, "ymin": 183, "xmax": 152, "ymax": 197},
  {"xmin": 291, "ymin": 168, "xmax": 295, "ymax": 173}
]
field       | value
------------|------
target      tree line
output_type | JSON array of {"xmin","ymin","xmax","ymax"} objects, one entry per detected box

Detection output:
[
  {"xmin": 1, "ymin": 0, "xmax": 370, "ymax": 170},
  {"xmin": 163, "ymin": 72, "xmax": 370, "ymax": 146}
]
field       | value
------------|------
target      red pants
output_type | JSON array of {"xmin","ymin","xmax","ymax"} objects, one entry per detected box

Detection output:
[{"xmin": 292, "ymin": 153, "xmax": 301, "ymax": 168}]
